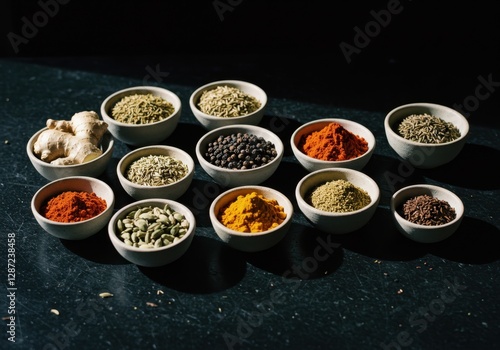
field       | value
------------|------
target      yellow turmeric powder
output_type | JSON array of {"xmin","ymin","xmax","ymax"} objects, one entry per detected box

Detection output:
[{"xmin": 218, "ymin": 192, "xmax": 287, "ymax": 233}]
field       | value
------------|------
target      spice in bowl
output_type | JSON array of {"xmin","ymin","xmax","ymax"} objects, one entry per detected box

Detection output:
[
  {"xmin": 397, "ymin": 113, "xmax": 461, "ymax": 144},
  {"xmin": 204, "ymin": 132, "xmax": 277, "ymax": 170},
  {"xmin": 111, "ymin": 93, "xmax": 175, "ymax": 124},
  {"xmin": 197, "ymin": 85, "xmax": 261, "ymax": 118},
  {"xmin": 299, "ymin": 122, "xmax": 368, "ymax": 161},
  {"xmin": 126, "ymin": 155, "xmax": 189, "ymax": 186},
  {"xmin": 115, "ymin": 203, "xmax": 190, "ymax": 249},
  {"xmin": 41, "ymin": 191, "xmax": 107, "ymax": 222},
  {"xmin": 217, "ymin": 192, "xmax": 287, "ymax": 233},
  {"xmin": 399, "ymin": 194, "xmax": 456, "ymax": 226},
  {"xmin": 307, "ymin": 179, "xmax": 371, "ymax": 213}
]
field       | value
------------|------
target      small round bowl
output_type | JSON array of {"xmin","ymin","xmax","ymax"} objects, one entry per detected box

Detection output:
[
  {"xmin": 189, "ymin": 80, "xmax": 267, "ymax": 130},
  {"xmin": 195, "ymin": 124, "xmax": 284, "ymax": 188},
  {"xmin": 31, "ymin": 176, "xmax": 115, "ymax": 240},
  {"xmin": 117, "ymin": 145, "xmax": 195, "ymax": 201},
  {"xmin": 291, "ymin": 118, "xmax": 376, "ymax": 172},
  {"xmin": 108, "ymin": 198, "xmax": 196, "ymax": 267},
  {"xmin": 209, "ymin": 186, "xmax": 294, "ymax": 252},
  {"xmin": 384, "ymin": 102, "xmax": 469, "ymax": 169},
  {"xmin": 101, "ymin": 86, "xmax": 182, "ymax": 146},
  {"xmin": 390, "ymin": 184, "xmax": 464, "ymax": 243},
  {"xmin": 295, "ymin": 168, "xmax": 380, "ymax": 234},
  {"xmin": 27, "ymin": 128, "xmax": 114, "ymax": 181}
]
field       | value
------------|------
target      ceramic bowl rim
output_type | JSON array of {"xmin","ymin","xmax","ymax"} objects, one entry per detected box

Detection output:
[
  {"xmin": 384, "ymin": 102, "xmax": 470, "ymax": 147},
  {"xmin": 209, "ymin": 185, "xmax": 294, "ymax": 237},
  {"xmin": 189, "ymin": 79, "xmax": 267, "ymax": 120},
  {"xmin": 31, "ymin": 176, "xmax": 115, "ymax": 226},
  {"xmin": 108, "ymin": 198, "xmax": 196, "ymax": 252},
  {"xmin": 27, "ymin": 128, "xmax": 114, "ymax": 169},
  {"xmin": 116, "ymin": 145, "xmax": 195, "ymax": 190},
  {"xmin": 195, "ymin": 124, "xmax": 284, "ymax": 174},
  {"xmin": 295, "ymin": 168, "xmax": 381, "ymax": 217},
  {"xmin": 101, "ymin": 85, "xmax": 182, "ymax": 127},
  {"xmin": 390, "ymin": 184, "xmax": 464, "ymax": 229},
  {"xmin": 291, "ymin": 118, "xmax": 376, "ymax": 164}
]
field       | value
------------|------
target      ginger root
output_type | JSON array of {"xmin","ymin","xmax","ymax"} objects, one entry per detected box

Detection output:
[{"xmin": 33, "ymin": 111, "xmax": 109, "ymax": 165}]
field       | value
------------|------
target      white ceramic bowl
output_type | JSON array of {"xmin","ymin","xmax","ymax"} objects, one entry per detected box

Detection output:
[
  {"xmin": 101, "ymin": 86, "xmax": 182, "ymax": 146},
  {"xmin": 195, "ymin": 124, "xmax": 284, "ymax": 188},
  {"xmin": 384, "ymin": 102, "xmax": 469, "ymax": 169},
  {"xmin": 390, "ymin": 184, "xmax": 464, "ymax": 243},
  {"xmin": 189, "ymin": 80, "xmax": 267, "ymax": 130},
  {"xmin": 291, "ymin": 118, "xmax": 375, "ymax": 172},
  {"xmin": 209, "ymin": 186, "xmax": 293, "ymax": 252},
  {"xmin": 108, "ymin": 198, "xmax": 196, "ymax": 267},
  {"xmin": 31, "ymin": 176, "xmax": 115, "ymax": 240},
  {"xmin": 27, "ymin": 128, "xmax": 114, "ymax": 181},
  {"xmin": 295, "ymin": 168, "xmax": 380, "ymax": 234},
  {"xmin": 117, "ymin": 145, "xmax": 195, "ymax": 201}
]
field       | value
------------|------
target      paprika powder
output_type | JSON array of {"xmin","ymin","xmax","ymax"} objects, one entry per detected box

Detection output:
[
  {"xmin": 41, "ymin": 191, "xmax": 107, "ymax": 223},
  {"xmin": 299, "ymin": 122, "xmax": 368, "ymax": 161}
]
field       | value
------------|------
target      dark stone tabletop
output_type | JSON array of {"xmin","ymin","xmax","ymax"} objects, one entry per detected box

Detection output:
[{"xmin": 1, "ymin": 2, "xmax": 499, "ymax": 349}]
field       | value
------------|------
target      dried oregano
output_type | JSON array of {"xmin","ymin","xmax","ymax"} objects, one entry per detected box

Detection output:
[
  {"xmin": 111, "ymin": 93, "xmax": 175, "ymax": 124},
  {"xmin": 397, "ymin": 113, "xmax": 461, "ymax": 144},
  {"xmin": 126, "ymin": 155, "xmax": 188, "ymax": 186},
  {"xmin": 307, "ymin": 179, "xmax": 371, "ymax": 213},
  {"xmin": 197, "ymin": 85, "xmax": 261, "ymax": 117},
  {"xmin": 399, "ymin": 194, "xmax": 456, "ymax": 226}
]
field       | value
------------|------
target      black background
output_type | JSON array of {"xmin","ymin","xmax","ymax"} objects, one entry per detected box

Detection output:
[{"xmin": 2, "ymin": 0, "xmax": 499, "ymax": 127}]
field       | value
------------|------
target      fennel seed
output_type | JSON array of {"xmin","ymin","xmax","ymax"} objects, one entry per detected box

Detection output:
[
  {"xmin": 111, "ymin": 93, "xmax": 175, "ymax": 124},
  {"xmin": 126, "ymin": 155, "xmax": 188, "ymax": 186},
  {"xmin": 197, "ymin": 85, "xmax": 261, "ymax": 117}
]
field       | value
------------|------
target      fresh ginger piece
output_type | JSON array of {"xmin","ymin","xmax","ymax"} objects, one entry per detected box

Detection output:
[{"xmin": 33, "ymin": 111, "xmax": 109, "ymax": 165}]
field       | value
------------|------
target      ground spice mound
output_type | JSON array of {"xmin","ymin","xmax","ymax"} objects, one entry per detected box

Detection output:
[
  {"xmin": 217, "ymin": 192, "xmax": 286, "ymax": 233},
  {"xmin": 299, "ymin": 122, "xmax": 368, "ymax": 161},
  {"xmin": 307, "ymin": 179, "xmax": 371, "ymax": 213},
  {"xmin": 399, "ymin": 194, "xmax": 456, "ymax": 226},
  {"xmin": 41, "ymin": 191, "xmax": 107, "ymax": 223}
]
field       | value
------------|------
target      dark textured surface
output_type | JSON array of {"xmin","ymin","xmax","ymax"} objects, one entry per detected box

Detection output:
[
  {"xmin": 1, "ymin": 1, "xmax": 500, "ymax": 348},
  {"xmin": 1, "ymin": 57, "xmax": 499, "ymax": 350}
]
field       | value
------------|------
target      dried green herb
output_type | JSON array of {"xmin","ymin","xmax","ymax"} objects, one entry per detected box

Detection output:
[
  {"xmin": 307, "ymin": 179, "xmax": 371, "ymax": 213},
  {"xmin": 397, "ymin": 113, "xmax": 461, "ymax": 144},
  {"xmin": 197, "ymin": 85, "xmax": 261, "ymax": 117},
  {"xmin": 126, "ymin": 155, "xmax": 188, "ymax": 186},
  {"xmin": 399, "ymin": 194, "xmax": 456, "ymax": 226},
  {"xmin": 111, "ymin": 93, "xmax": 175, "ymax": 124}
]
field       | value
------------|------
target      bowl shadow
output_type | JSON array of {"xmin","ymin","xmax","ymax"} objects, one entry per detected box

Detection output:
[
  {"xmin": 428, "ymin": 216, "xmax": 500, "ymax": 264},
  {"xmin": 422, "ymin": 143, "xmax": 500, "ymax": 190},
  {"xmin": 61, "ymin": 228, "xmax": 129, "ymax": 265},
  {"xmin": 138, "ymin": 235, "xmax": 246, "ymax": 294},
  {"xmin": 244, "ymin": 222, "xmax": 344, "ymax": 280}
]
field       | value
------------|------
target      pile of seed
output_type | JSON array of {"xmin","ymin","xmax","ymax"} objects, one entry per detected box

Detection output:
[
  {"xmin": 205, "ymin": 132, "xmax": 277, "ymax": 170},
  {"xmin": 116, "ymin": 204, "xmax": 189, "ymax": 249},
  {"xmin": 111, "ymin": 93, "xmax": 175, "ymax": 124},
  {"xmin": 197, "ymin": 85, "xmax": 261, "ymax": 117},
  {"xmin": 126, "ymin": 155, "xmax": 188, "ymax": 186},
  {"xmin": 397, "ymin": 113, "xmax": 461, "ymax": 144},
  {"xmin": 399, "ymin": 194, "xmax": 456, "ymax": 226},
  {"xmin": 307, "ymin": 179, "xmax": 371, "ymax": 213}
]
